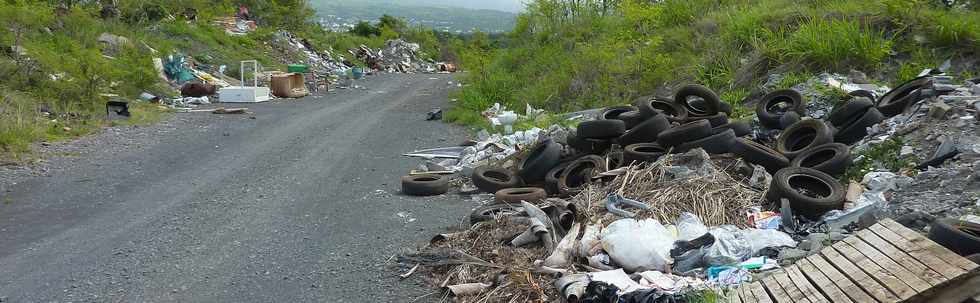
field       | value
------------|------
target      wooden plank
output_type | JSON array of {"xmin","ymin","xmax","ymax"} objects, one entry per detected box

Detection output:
[
  {"xmin": 741, "ymin": 285, "xmax": 759, "ymax": 303},
  {"xmin": 786, "ymin": 265, "xmax": 829, "ymax": 303},
  {"xmin": 879, "ymin": 219, "xmax": 979, "ymax": 271},
  {"xmin": 762, "ymin": 275, "xmax": 794, "ymax": 303},
  {"xmin": 832, "ymin": 242, "xmax": 916, "ymax": 300},
  {"xmin": 774, "ymin": 270, "xmax": 812, "ymax": 303},
  {"xmin": 868, "ymin": 223, "xmax": 965, "ymax": 279},
  {"xmin": 820, "ymin": 247, "xmax": 899, "ymax": 303},
  {"xmin": 842, "ymin": 235, "xmax": 932, "ymax": 293},
  {"xmin": 750, "ymin": 281, "xmax": 775, "ymax": 303},
  {"xmin": 917, "ymin": 273, "xmax": 980, "ymax": 303},
  {"xmin": 854, "ymin": 229, "xmax": 946, "ymax": 286},
  {"xmin": 797, "ymin": 258, "xmax": 854, "ymax": 303},
  {"xmin": 727, "ymin": 287, "xmax": 744, "ymax": 303},
  {"xmin": 806, "ymin": 255, "xmax": 877, "ymax": 303}
]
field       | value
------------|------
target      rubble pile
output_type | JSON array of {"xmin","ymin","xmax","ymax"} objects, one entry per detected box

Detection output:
[
  {"xmin": 270, "ymin": 31, "xmax": 349, "ymax": 77},
  {"xmin": 351, "ymin": 39, "xmax": 438, "ymax": 73},
  {"xmin": 395, "ymin": 67, "xmax": 980, "ymax": 301}
]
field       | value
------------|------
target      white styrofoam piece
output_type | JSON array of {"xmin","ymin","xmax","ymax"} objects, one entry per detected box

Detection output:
[{"xmin": 219, "ymin": 86, "xmax": 271, "ymax": 103}]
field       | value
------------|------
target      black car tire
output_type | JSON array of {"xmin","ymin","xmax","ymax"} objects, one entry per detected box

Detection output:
[
  {"xmin": 731, "ymin": 138, "xmax": 790, "ymax": 173},
  {"xmin": 472, "ymin": 166, "xmax": 522, "ymax": 193},
  {"xmin": 599, "ymin": 105, "xmax": 636, "ymax": 120},
  {"xmin": 494, "ymin": 187, "xmax": 548, "ymax": 204},
  {"xmin": 877, "ymin": 77, "xmax": 931, "ymax": 117},
  {"xmin": 674, "ymin": 84, "xmax": 721, "ymax": 117},
  {"xmin": 657, "ymin": 120, "xmax": 713, "ymax": 147},
  {"xmin": 616, "ymin": 114, "xmax": 671, "ymax": 146},
  {"xmin": 637, "ymin": 97, "xmax": 688, "ymax": 123},
  {"xmin": 765, "ymin": 167, "xmax": 845, "ymax": 219},
  {"xmin": 676, "ymin": 129, "xmax": 737, "ymax": 154},
  {"xmin": 558, "ymin": 155, "xmax": 606, "ymax": 197},
  {"xmin": 928, "ymin": 218, "xmax": 980, "ymax": 256},
  {"xmin": 401, "ymin": 174, "xmax": 450, "ymax": 196},
  {"xmin": 577, "ymin": 119, "xmax": 626, "ymax": 139},
  {"xmin": 828, "ymin": 97, "xmax": 875, "ymax": 127},
  {"xmin": 518, "ymin": 139, "xmax": 562, "ymax": 183},
  {"xmin": 776, "ymin": 119, "xmax": 834, "ymax": 159},
  {"xmin": 834, "ymin": 107, "xmax": 885, "ymax": 145},
  {"xmin": 714, "ymin": 121, "xmax": 752, "ymax": 137},
  {"xmin": 789, "ymin": 143, "xmax": 851, "ymax": 176},
  {"xmin": 623, "ymin": 143, "xmax": 667, "ymax": 165},
  {"xmin": 757, "ymin": 89, "xmax": 806, "ymax": 129}
]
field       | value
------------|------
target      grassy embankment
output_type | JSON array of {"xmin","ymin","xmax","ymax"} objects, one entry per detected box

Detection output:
[{"xmin": 447, "ymin": 0, "xmax": 979, "ymax": 129}]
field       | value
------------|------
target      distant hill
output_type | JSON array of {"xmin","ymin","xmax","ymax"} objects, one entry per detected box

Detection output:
[{"xmin": 311, "ymin": 0, "xmax": 517, "ymax": 33}]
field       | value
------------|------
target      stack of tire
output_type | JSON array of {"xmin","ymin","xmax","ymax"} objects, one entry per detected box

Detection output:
[{"xmin": 468, "ymin": 137, "xmax": 609, "ymax": 202}]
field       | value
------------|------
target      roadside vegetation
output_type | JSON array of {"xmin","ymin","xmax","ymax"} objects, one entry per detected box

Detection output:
[
  {"xmin": 446, "ymin": 0, "xmax": 980, "ymax": 126},
  {"xmin": 0, "ymin": 0, "xmax": 462, "ymax": 160}
]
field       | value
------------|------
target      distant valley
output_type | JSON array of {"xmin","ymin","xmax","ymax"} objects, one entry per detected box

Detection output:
[{"xmin": 311, "ymin": 0, "xmax": 518, "ymax": 34}]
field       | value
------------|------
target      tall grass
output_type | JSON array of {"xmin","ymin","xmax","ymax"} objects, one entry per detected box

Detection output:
[{"xmin": 767, "ymin": 18, "xmax": 893, "ymax": 68}]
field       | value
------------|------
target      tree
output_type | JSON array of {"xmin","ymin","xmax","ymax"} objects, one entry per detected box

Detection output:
[
  {"xmin": 377, "ymin": 14, "xmax": 407, "ymax": 33},
  {"xmin": 350, "ymin": 21, "xmax": 380, "ymax": 37}
]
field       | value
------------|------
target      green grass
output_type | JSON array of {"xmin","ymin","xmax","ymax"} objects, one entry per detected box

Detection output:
[
  {"xmin": 843, "ymin": 137, "xmax": 918, "ymax": 182},
  {"xmin": 448, "ymin": 0, "xmax": 979, "ymax": 129}
]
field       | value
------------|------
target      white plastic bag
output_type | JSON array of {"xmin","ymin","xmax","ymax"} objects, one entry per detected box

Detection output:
[
  {"xmin": 703, "ymin": 226, "xmax": 752, "ymax": 266},
  {"xmin": 675, "ymin": 212, "xmax": 708, "ymax": 241},
  {"xmin": 600, "ymin": 219, "xmax": 675, "ymax": 272},
  {"xmin": 740, "ymin": 228, "xmax": 796, "ymax": 255}
]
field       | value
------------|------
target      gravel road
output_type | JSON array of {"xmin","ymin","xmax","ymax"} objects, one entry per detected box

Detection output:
[{"xmin": 0, "ymin": 73, "xmax": 477, "ymax": 302}]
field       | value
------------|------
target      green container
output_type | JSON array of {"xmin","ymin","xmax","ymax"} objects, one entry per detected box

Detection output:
[{"xmin": 287, "ymin": 64, "xmax": 309, "ymax": 73}]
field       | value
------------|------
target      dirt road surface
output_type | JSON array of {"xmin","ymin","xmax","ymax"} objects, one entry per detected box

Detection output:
[{"xmin": 0, "ymin": 73, "xmax": 475, "ymax": 302}]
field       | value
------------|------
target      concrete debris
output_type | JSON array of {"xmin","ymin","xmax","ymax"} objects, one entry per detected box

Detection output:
[{"xmin": 350, "ymin": 39, "xmax": 453, "ymax": 74}]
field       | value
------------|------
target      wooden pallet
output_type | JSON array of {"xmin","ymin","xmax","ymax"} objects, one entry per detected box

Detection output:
[{"xmin": 726, "ymin": 219, "xmax": 980, "ymax": 303}]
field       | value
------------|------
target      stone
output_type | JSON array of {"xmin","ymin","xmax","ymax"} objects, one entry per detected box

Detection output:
[
  {"xmin": 972, "ymin": 84, "xmax": 980, "ymax": 96},
  {"xmin": 900, "ymin": 145, "xmax": 914, "ymax": 157},
  {"xmin": 928, "ymin": 101, "xmax": 951, "ymax": 120},
  {"xmin": 828, "ymin": 231, "xmax": 846, "ymax": 241},
  {"xmin": 849, "ymin": 70, "xmax": 870, "ymax": 84}
]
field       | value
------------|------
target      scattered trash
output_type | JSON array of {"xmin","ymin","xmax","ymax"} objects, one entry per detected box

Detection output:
[{"xmin": 426, "ymin": 108, "xmax": 443, "ymax": 121}]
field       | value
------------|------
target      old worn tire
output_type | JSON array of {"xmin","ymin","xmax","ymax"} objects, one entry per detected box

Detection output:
[
  {"xmin": 834, "ymin": 107, "xmax": 885, "ymax": 145},
  {"xmin": 494, "ymin": 187, "xmax": 548, "ymax": 204},
  {"xmin": 756, "ymin": 89, "xmax": 806, "ymax": 129},
  {"xmin": 676, "ymin": 129, "xmax": 737, "ymax": 154},
  {"xmin": 779, "ymin": 111, "xmax": 801, "ymax": 129},
  {"xmin": 657, "ymin": 120, "xmax": 713, "ymax": 147},
  {"xmin": 544, "ymin": 161, "xmax": 571, "ymax": 195},
  {"xmin": 616, "ymin": 110, "xmax": 647, "ymax": 130},
  {"xmin": 577, "ymin": 119, "xmax": 626, "ymax": 139},
  {"xmin": 714, "ymin": 121, "xmax": 751, "ymax": 137},
  {"xmin": 776, "ymin": 119, "xmax": 834, "ymax": 159},
  {"xmin": 877, "ymin": 77, "xmax": 931, "ymax": 117},
  {"xmin": 567, "ymin": 134, "xmax": 612, "ymax": 155},
  {"xmin": 471, "ymin": 166, "xmax": 522, "ymax": 193},
  {"xmin": 470, "ymin": 204, "xmax": 520, "ymax": 225},
  {"xmin": 401, "ymin": 174, "xmax": 450, "ymax": 196},
  {"xmin": 765, "ymin": 167, "xmax": 845, "ymax": 219},
  {"xmin": 828, "ymin": 97, "xmax": 875, "ymax": 127},
  {"xmin": 674, "ymin": 84, "xmax": 721, "ymax": 117},
  {"xmin": 789, "ymin": 143, "xmax": 851, "ymax": 176},
  {"xmin": 616, "ymin": 114, "xmax": 670, "ymax": 146},
  {"xmin": 518, "ymin": 139, "xmax": 561, "ymax": 183},
  {"xmin": 689, "ymin": 112, "xmax": 729, "ymax": 127},
  {"xmin": 731, "ymin": 138, "xmax": 790, "ymax": 173},
  {"xmin": 637, "ymin": 97, "xmax": 688, "ymax": 123},
  {"xmin": 720, "ymin": 102, "xmax": 733, "ymax": 115},
  {"xmin": 599, "ymin": 105, "xmax": 635, "ymax": 120},
  {"xmin": 928, "ymin": 218, "xmax": 980, "ymax": 256},
  {"xmin": 623, "ymin": 143, "xmax": 667, "ymax": 165},
  {"xmin": 558, "ymin": 155, "xmax": 606, "ymax": 197},
  {"xmin": 848, "ymin": 89, "xmax": 876, "ymax": 101}
]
